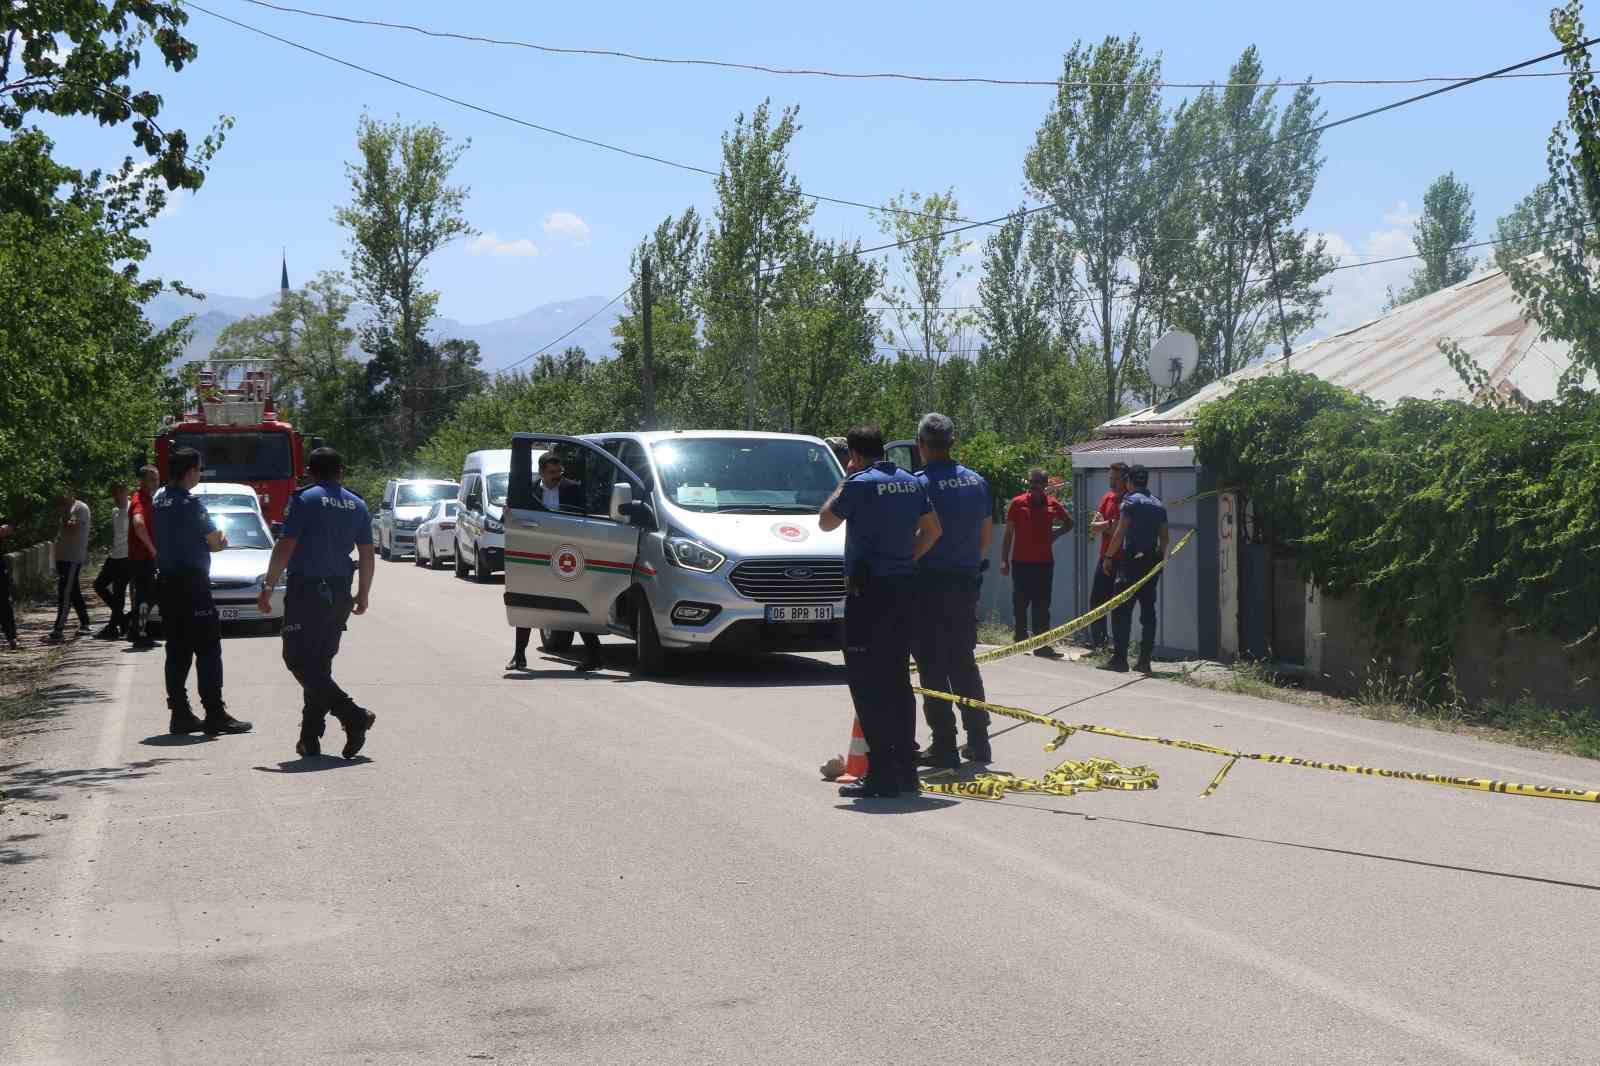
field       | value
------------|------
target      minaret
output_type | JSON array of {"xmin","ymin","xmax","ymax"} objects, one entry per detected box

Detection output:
[{"xmin": 280, "ymin": 248, "xmax": 289, "ymax": 294}]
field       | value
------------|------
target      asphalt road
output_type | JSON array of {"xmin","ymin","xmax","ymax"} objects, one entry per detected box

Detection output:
[{"xmin": 4, "ymin": 558, "xmax": 1600, "ymax": 1065}]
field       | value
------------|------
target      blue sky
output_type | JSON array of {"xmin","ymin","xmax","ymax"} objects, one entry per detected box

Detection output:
[{"xmin": 42, "ymin": 0, "xmax": 1575, "ymax": 333}]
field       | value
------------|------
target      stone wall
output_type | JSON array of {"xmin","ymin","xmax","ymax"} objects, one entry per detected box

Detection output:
[{"xmin": 1306, "ymin": 586, "xmax": 1600, "ymax": 711}]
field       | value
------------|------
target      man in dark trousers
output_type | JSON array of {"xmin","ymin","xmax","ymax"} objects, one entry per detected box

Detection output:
[
  {"xmin": 820, "ymin": 424, "xmax": 942, "ymax": 799},
  {"xmin": 1103, "ymin": 464, "xmax": 1170, "ymax": 674},
  {"xmin": 153, "ymin": 449, "xmax": 252, "ymax": 735},
  {"xmin": 1086, "ymin": 463, "xmax": 1129, "ymax": 649},
  {"xmin": 508, "ymin": 451, "xmax": 603, "ymax": 672},
  {"xmin": 910, "ymin": 413, "xmax": 994, "ymax": 768},
  {"xmin": 258, "ymin": 447, "xmax": 377, "ymax": 759},
  {"xmin": 126, "ymin": 466, "xmax": 160, "ymax": 648},
  {"xmin": 1000, "ymin": 468, "xmax": 1072, "ymax": 656},
  {"xmin": 92, "ymin": 479, "xmax": 132, "ymax": 639},
  {"xmin": 0, "ymin": 514, "xmax": 16, "ymax": 650},
  {"xmin": 47, "ymin": 488, "xmax": 92, "ymax": 642}
]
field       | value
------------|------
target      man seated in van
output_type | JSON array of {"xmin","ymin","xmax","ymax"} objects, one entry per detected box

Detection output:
[{"xmin": 508, "ymin": 453, "xmax": 603, "ymax": 673}]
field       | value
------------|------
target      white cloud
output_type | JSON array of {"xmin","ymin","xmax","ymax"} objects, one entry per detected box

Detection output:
[
  {"xmin": 541, "ymin": 211, "xmax": 591, "ymax": 245},
  {"xmin": 469, "ymin": 232, "xmax": 539, "ymax": 258},
  {"xmin": 1306, "ymin": 203, "xmax": 1418, "ymax": 339},
  {"xmin": 1381, "ymin": 201, "xmax": 1419, "ymax": 229}
]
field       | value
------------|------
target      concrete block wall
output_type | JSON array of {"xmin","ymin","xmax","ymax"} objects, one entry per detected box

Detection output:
[{"xmin": 4, "ymin": 541, "xmax": 55, "ymax": 598}]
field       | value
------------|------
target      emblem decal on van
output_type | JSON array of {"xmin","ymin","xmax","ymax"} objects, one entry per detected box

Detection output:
[
  {"xmin": 552, "ymin": 544, "xmax": 585, "ymax": 581},
  {"xmin": 772, "ymin": 522, "xmax": 809, "ymax": 543}
]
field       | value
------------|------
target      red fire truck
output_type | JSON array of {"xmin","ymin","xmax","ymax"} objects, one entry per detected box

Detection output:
[{"xmin": 154, "ymin": 362, "xmax": 314, "ymax": 525}]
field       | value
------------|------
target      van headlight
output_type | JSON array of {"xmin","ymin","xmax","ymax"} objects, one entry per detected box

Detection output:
[
  {"xmin": 663, "ymin": 536, "xmax": 725, "ymax": 573},
  {"xmin": 484, "ymin": 515, "xmax": 504, "ymax": 534}
]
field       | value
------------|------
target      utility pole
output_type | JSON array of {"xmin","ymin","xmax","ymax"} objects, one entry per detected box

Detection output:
[
  {"xmin": 640, "ymin": 254, "xmax": 656, "ymax": 429},
  {"xmin": 744, "ymin": 230, "xmax": 761, "ymax": 430}
]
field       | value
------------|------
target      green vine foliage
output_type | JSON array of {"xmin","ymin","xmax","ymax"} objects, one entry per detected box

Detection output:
[{"xmin": 1190, "ymin": 372, "xmax": 1600, "ymax": 698}]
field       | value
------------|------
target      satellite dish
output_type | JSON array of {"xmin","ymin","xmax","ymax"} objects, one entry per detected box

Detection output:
[{"xmin": 1149, "ymin": 329, "xmax": 1200, "ymax": 391}]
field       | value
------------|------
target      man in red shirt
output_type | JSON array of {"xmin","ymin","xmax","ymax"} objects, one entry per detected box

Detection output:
[
  {"xmin": 1087, "ymin": 463, "xmax": 1128, "ymax": 649},
  {"xmin": 125, "ymin": 465, "xmax": 160, "ymax": 649},
  {"xmin": 1000, "ymin": 467, "xmax": 1073, "ymax": 656}
]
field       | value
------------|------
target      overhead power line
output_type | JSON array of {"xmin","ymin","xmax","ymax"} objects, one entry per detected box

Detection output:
[
  {"xmin": 182, "ymin": 2, "xmax": 975, "ymax": 225},
  {"xmin": 229, "ymin": 0, "xmax": 1570, "ymax": 90}
]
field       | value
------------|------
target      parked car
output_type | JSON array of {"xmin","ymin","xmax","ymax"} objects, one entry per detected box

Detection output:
[
  {"xmin": 503, "ymin": 431, "xmax": 847, "ymax": 674},
  {"xmin": 455, "ymin": 449, "xmax": 520, "ymax": 583},
  {"xmin": 413, "ymin": 499, "xmax": 460, "ymax": 569},
  {"xmin": 193, "ymin": 481, "xmax": 268, "ymax": 520},
  {"xmin": 146, "ymin": 506, "xmax": 285, "ymax": 632},
  {"xmin": 374, "ymin": 478, "xmax": 459, "ymax": 560}
]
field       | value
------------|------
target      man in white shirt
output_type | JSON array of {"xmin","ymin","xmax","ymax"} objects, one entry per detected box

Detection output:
[
  {"xmin": 93, "ymin": 479, "xmax": 133, "ymax": 639},
  {"xmin": 47, "ymin": 489, "xmax": 92, "ymax": 642}
]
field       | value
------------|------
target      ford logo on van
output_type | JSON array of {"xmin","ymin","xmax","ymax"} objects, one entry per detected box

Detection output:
[{"xmin": 784, "ymin": 566, "xmax": 814, "ymax": 580}]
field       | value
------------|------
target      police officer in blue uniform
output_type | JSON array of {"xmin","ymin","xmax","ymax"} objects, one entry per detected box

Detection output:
[
  {"xmin": 910, "ymin": 413, "xmax": 994, "ymax": 768},
  {"xmin": 820, "ymin": 424, "xmax": 942, "ymax": 798},
  {"xmin": 258, "ymin": 447, "xmax": 377, "ymax": 758},
  {"xmin": 152, "ymin": 447, "xmax": 252, "ymax": 736},
  {"xmin": 1103, "ymin": 464, "xmax": 1170, "ymax": 674}
]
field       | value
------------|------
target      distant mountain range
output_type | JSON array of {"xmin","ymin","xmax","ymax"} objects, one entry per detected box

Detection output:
[{"xmin": 143, "ymin": 290, "xmax": 624, "ymax": 371}]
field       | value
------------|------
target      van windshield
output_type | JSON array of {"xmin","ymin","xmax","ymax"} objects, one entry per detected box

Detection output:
[
  {"xmin": 397, "ymin": 483, "xmax": 458, "ymax": 506},
  {"xmin": 650, "ymin": 438, "xmax": 843, "ymax": 513},
  {"xmin": 486, "ymin": 473, "xmax": 509, "ymax": 508}
]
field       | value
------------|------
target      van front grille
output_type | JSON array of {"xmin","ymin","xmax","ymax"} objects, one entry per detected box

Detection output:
[{"xmin": 728, "ymin": 558, "xmax": 847, "ymax": 604}]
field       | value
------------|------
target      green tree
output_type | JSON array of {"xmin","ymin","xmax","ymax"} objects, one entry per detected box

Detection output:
[
  {"xmin": 872, "ymin": 188, "xmax": 976, "ymax": 412},
  {"xmin": 699, "ymin": 101, "xmax": 814, "ymax": 428},
  {"xmin": 1024, "ymin": 36, "xmax": 1173, "ymax": 422},
  {"xmin": 1502, "ymin": 1, "xmax": 1600, "ymax": 390},
  {"xmin": 1388, "ymin": 172, "xmax": 1477, "ymax": 307},
  {"xmin": 335, "ymin": 114, "xmax": 478, "ymax": 450},
  {"xmin": 0, "ymin": 0, "xmax": 228, "ymax": 196},
  {"xmin": 1493, "ymin": 180, "xmax": 1558, "ymax": 271},
  {"xmin": 1169, "ymin": 47, "xmax": 1333, "ymax": 383},
  {"xmin": 0, "ymin": 131, "xmax": 186, "ymax": 537}
]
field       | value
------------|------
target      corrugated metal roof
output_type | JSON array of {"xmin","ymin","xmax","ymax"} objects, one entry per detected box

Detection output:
[
  {"xmin": 1069, "ymin": 434, "xmax": 1187, "ymax": 453},
  {"xmin": 1100, "ymin": 266, "xmax": 1576, "ymax": 431}
]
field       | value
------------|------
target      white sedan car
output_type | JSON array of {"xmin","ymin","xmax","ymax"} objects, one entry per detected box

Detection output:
[
  {"xmin": 193, "ymin": 481, "xmax": 267, "ymax": 520},
  {"xmin": 414, "ymin": 500, "xmax": 460, "ymax": 569},
  {"xmin": 146, "ymin": 506, "xmax": 286, "ymax": 633}
]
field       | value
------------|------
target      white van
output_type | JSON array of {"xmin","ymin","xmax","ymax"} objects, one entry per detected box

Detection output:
[
  {"xmin": 374, "ymin": 478, "xmax": 460, "ymax": 560},
  {"xmin": 502, "ymin": 431, "xmax": 846, "ymax": 673},
  {"xmin": 455, "ymin": 449, "xmax": 517, "ymax": 582}
]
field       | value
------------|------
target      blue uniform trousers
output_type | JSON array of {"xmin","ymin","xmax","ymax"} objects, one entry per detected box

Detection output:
[
  {"xmin": 282, "ymin": 576, "xmax": 364, "ymax": 737},
  {"xmin": 1111, "ymin": 553, "xmax": 1161, "ymax": 661},
  {"xmin": 159, "ymin": 570, "xmax": 223, "ymax": 712},
  {"xmin": 912, "ymin": 570, "xmax": 988, "ymax": 747},
  {"xmin": 844, "ymin": 575, "xmax": 916, "ymax": 778}
]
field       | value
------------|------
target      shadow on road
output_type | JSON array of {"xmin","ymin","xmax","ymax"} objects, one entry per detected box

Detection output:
[
  {"xmin": 138, "ymin": 733, "xmax": 217, "ymax": 747},
  {"xmin": 1007, "ymin": 804, "xmax": 1600, "ymax": 893},
  {"xmin": 253, "ymin": 755, "xmax": 373, "ymax": 774},
  {"xmin": 0, "ymin": 756, "xmax": 185, "ymax": 804},
  {"xmin": 0, "ymin": 831, "xmax": 45, "ymax": 866},
  {"xmin": 834, "ymin": 795, "xmax": 960, "ymax": 814},
  {"xmin": 502, "ymin": 646, "xmax": 848, "ymax": 689}
]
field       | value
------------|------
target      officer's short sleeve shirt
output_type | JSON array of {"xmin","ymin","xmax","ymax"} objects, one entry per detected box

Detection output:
[
  {"xmin": 1120, "ymin": 491, "xmax": 1168, "ymax": 556},
  {"xmin": 282, "ymin": 483, "xmax": 373, "ymax": 578},
  {"xmin": 916, "ymin": 460, "xmax": 990, "ymax": 574},
  {"xmin": 153, "ymin": 486, "xmax": 215, "ymax": 574},
  {"xmin": 836, "ymin": 460, "xmax": 931, "ymax": 579}
]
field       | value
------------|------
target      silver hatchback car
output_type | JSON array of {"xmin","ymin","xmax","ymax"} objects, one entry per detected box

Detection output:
[{"xmin": 503, "ymin": 431, "xmax": 848, "ymax": 673}]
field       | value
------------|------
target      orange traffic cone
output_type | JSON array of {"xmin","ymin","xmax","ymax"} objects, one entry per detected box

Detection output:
[{"xmin": 836, "ymin": 717, "xmax": 870, "ymax": 783}]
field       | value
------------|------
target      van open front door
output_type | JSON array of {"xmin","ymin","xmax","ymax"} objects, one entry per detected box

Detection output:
[{"xmin": 503, "ymin": 433, "xmax": 652, "ymax": 635}]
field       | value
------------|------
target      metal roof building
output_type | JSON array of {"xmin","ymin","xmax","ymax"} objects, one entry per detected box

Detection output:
[{"xmin": 1062, "ymin": 266, "xmax": 1577, "ymax": 663}]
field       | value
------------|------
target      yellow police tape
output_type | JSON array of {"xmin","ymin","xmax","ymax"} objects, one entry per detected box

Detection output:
[
  {"xmin": 910, "ymin": 684, "xmax": 1600, "ymax": 805},
  {"xmin": 921, "ymin": 755, "xmax": 1159, "ymax": 801},
  {"xmin": 956, "ymin": 529, "xmax": 1196, "ymax": 668}
]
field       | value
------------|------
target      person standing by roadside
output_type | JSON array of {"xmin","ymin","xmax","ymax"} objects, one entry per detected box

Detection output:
[
  {"xmin": 1086, "ymin": 463, "xmax": 1129, "ymax": 650},
  {"xmin": 46, "ymin": 489, "xmax": 92, "ymax": 643},
  {"xmin": 1000, "ymin": 468, "xmax": 1072, "ymax": 657},
  {"xmin": 92, "ymin": 480, "xmax": 132, "ymax": 639},
  {"xmin": 820, "ymin": 424, "xmax": 942, "ymax": 799},
  {"xmin": 258, "ymin": 447, "xmax": 376, "ymax": 759},
  {"xmin": 125, "ymin": 466, "xmax": 160, "ymax": 649},
  {"xmin": 910, "ymin": 413, "xmax": 994, "ymax": 769},
  {"xmin": 0, "ymin": 514, "xmax": 16, "ymax": 650},
  {"xmin": 154, "ymin": 448, "xmax": 251, "ymax": 736},
  {"xmin": 1102, "ymin": 464, "xmax": 1170, "ymax": 674}
]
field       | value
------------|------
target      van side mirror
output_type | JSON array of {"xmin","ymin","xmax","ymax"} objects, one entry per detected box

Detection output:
[
  {"xmin": 620, "ymin": 501, "xmax": 655, "ymax": 529},
  {"xmin": 608, "ymin": 482, "xmax": 633, "ymax": 521}
]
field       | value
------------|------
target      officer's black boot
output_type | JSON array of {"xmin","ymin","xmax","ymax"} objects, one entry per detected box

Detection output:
[
  {"xmin": 1135, "ymin": 648, "xmax": 1154, "ymax": 674},
  {"xmin": 296, "ymin": 706, "xmax": 324, "ymax": 758},
  {"xmin": 837, "ymin": 752, "xmax": 900, "ymax": 798},
  {"xmin": 960, "ymin": 733, "xmax": 992, "ymax": 763},
  {"xmin": 168, "ymin": 700, "xmax": 206, "ymax": 735},
  {"xmin": 916, "ymin": 737, "xmax": 961, "ymax": 770},
  {"xmin": 202, "ymin": 701, "xmax": 253, "ymax": 736},
  {"xmin": 897, "ymin": 748, "xmax": 922, "ymax": 795},
  {"xmin": 340, "ymin": 707, "xmax": 376, "ymax": 759}
]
